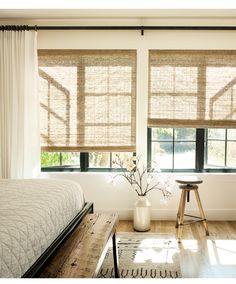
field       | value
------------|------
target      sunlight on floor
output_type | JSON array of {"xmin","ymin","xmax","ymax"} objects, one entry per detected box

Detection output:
[
  {"xmin": 133, "ymin": 238, "xmax": 179, "ymax": 264},
  {"xmin": 207, "ymin": 240, "xmax": 236, "ymax": 265},
  {"xmin": 115, "ymin": 234, "xmax": 236, "ymax": 274},
  {"xmin": 207, "ymin": 240, "xmax": 218, "ymax": 265},
  {"xmin": 181, "ymin": 240, "xmax": 198, "ymax": 252},
  {"xmin": 138, "ymin": 238, "xmax": 178, "ymax": 248}
]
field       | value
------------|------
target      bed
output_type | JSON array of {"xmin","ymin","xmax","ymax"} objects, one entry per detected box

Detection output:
[{"xmin": 0, "ymin": 178, "xmax": 93, "ymax": 278}]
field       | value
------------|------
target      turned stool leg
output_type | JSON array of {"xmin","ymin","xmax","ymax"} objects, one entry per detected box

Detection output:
[
  {"xmin": 177, "ymin": 190, "xmax": 187, "ymax": 243},
  {"xmin": 194, "ymin": 190, "xmax": 209, "ymax": 236},
  {"xmin": 176, "ymin": 190, "xmax": 184, "ymax": 228}
]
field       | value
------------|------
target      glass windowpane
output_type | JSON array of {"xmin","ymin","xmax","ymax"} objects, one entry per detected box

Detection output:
[
  {"xmin": 111, "ymin": 152, "xmax": 133, "ymax": 168},
  {"xmin": 152, "ymin": 128, "xmax": 173, "ymax": 141},
  {"xmin": 174, "ymin": 128, "xmax": 196, "ymax": 141},
  {"xmin": 41, "ymin": 152, "xmax": 60, "ymax": 167},
  {"xmin": 227, "ymin": 141, "xmax": 236, "ymax": 167},
  {"xmin": 152, "ymin": 142, "xmax": 173, "ymax": 169},
  {"xmin": 89, "ymin": 152, "xmax": 110, "ymax": 168},
  {"xmin": 227, "ymin": 129, "xmax": 236, "ymax": 140},
  {"xmin": 206, "ymin": 141, "xmax": 225, "ymax": 167},
  {"xmin": 174, "ymin": 142, "xmax": 196, "ymax": 169},
  {"xmin": 208, "ymin": 129, "xmax": 225, "ymax": 140},
  {"xmin": 61, "ymin": 152, "xmax": 80, "ymax": 166}
]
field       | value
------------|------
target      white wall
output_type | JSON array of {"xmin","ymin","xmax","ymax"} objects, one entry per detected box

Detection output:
[
  {"xmin": 2, "ymin": 17, "xmax": 236, "ymax": 220},
  {"xmin": 41, "ymin": 172, "xmax": 236, "ymax": 220}
]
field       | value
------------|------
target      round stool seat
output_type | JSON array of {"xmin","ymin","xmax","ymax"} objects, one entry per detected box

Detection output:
[{"xmin": 176, "ymin": 175, "xmax": 202, "ymax": 185}]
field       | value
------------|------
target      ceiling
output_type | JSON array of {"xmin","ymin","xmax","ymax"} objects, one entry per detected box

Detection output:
[{"xmin": 1, "ymin": 9, "xmax": 236, "ymax": 19}]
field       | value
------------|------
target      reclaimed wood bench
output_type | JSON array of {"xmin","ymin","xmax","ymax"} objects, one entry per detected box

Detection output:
[{"xmin": 39, "ymin": 213, "xmax": 120, "ymax": 278}]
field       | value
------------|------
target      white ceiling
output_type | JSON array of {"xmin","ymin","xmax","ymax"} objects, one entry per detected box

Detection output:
[{"xmin": 1, "ymin": 9, "xmax": 236, "ymax": 19}]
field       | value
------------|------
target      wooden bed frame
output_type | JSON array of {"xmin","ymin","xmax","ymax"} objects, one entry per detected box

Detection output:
[{"xmin": 22, "ymin": 202, "xmax": 94, "ymax": 278}]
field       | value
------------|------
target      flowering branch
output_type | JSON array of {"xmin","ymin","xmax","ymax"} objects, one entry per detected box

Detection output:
[{"xmin": 111, "ymin": 154, "xmax": 172, "ymax": 200}]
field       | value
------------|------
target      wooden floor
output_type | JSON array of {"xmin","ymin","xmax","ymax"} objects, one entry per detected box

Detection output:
[{"xmin": 117, "ymin": 220, "xmax": 236, "ymax": 278}]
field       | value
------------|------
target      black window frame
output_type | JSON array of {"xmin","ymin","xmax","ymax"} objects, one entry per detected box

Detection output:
[
  {"xmin": 147, "ymin": 127, "xmax": 236, "ymax": 173},
  {"xmin": 41, "ymin": 152, "xmax": 135, "ymax": 172}
]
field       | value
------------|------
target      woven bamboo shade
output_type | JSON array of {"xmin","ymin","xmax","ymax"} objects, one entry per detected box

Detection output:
[
  {"xmin": 148, "ymin": 50, "xmax": 236, "ymax": 128},
  {"xmin": 38, "ymin": 50, "xmax": 136, "ymax": 152}
]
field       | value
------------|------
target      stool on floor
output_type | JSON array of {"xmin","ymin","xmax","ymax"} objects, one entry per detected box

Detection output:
[{"xmin": 175, "ymin": 176, "xmax": 209, "ymax": 242}]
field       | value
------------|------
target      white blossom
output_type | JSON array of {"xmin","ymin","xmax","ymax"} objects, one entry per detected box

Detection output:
[{"xmin": 111, "ymin": 154, "xmax": 172, "ymax": 201}]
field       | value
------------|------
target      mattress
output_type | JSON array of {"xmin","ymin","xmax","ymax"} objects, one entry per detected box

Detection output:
[{"xmin": 0, "ymin": 179, "xmax": 85, "ymax": 278}]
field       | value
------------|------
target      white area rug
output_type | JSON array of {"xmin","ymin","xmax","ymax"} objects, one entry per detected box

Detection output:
[{"xmin": 98, "ymin": 233, "xmax": 182, "ymax": 278}]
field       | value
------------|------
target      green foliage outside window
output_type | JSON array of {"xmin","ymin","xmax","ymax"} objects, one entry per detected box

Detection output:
[
  {"xmin": 41, "ymin": 152, "xmax": 80, "ymax": 167},
  {"xmin": 41, "ymin": 152, "xmax": 60, "ymax": 167}
]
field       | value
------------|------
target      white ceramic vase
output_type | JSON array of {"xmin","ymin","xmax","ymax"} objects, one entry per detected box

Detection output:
[{"xmin": 133, "ymin": 195, "xmax": 151, "ymax": 232}]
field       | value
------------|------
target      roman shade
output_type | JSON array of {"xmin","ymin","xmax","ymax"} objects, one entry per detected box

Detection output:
[
  {"xmin": 148, "ymin": 50, "xmax": 236, "ymax": 128},
  {"xmin": 38, "ymin": 50, "xmax": 136, "ymax": 152}
]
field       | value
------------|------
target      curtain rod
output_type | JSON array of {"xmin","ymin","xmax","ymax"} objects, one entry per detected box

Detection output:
[
  {"xmin": 2, "ymin": 25, "xmax": 236, "ymax": 35},
  {"xmin": 40, "ymin": 25, "xmax": 236, "ymax": 36}
]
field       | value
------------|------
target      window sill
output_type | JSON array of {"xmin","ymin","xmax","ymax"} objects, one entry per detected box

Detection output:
[
  {"xmin": 41, "ymin": 167, "xmax": 125, "ymax": 173},
  {"xmin": 41, "ymin": 167, "xmax": 236, "ymax": 174}
]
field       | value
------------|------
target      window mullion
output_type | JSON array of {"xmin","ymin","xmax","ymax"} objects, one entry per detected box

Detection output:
[
  {"xmin": 80, "ymin": 152, "xmax": 89, "ymax": 172},
  {"xmin": 147, "ymin": 128, "xmax": 152, "ymax": 167},
  {"xmin": 59, "ymin": 152, "xmax": 62, "ymax": 166},
  {"xmin": 196, "ymin": 128, "xmax": 205, "ymax": 172},
  {"xmin": 172, "ymin": 128, "xmax": 175, "ymax": 169},
  {"xmin": 110, "ymin": 152, "xmax": 112, "ymax": 168},
  {"xmin": 225, "ymin": 129, "xmax": 228, "ymax": 167},
  {"xmin": 205, "ymin": 129, "xmax": 208, "ymax": 166}
]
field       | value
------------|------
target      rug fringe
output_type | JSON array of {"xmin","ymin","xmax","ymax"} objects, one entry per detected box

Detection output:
[{"xmin": 98, "ymin": 268, "xmax": 180, "ymax": 278}]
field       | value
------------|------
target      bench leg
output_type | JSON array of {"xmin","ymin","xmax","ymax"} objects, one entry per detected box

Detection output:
[{"xmin": 112, "ymin": 232, "xmax": 120, "ymax": 278}]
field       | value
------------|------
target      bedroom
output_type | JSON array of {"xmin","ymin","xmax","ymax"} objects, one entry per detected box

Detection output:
[{"xmin": 0, "ymin": 0, "xmax": 236, "ymax": 281}]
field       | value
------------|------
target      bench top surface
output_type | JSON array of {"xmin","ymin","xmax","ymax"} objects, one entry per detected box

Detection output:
[{"xmin": 40, "ymin": 213, "xmax": 119, "ymax": 278}]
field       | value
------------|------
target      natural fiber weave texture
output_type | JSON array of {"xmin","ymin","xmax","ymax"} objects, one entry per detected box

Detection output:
[
  {"xmin": 38, "ymin": 50, "xmax": 136, "ymax": 151},
  {"xmin": 149, "ymin": 50, "xmax": 236, "ymax": 128}
]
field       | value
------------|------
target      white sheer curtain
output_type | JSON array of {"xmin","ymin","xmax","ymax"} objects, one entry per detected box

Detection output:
[{"xmin": 0, "ymin": 30, "xmax": 40, "ymax": 178}]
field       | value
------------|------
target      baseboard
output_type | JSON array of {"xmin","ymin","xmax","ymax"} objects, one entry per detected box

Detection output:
[{"xmin": 95, "ymin": 208, "xmax": 236, "ymax": 221}]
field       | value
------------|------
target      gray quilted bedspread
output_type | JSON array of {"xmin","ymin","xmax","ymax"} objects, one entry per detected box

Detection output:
[{"xmin": 0, "ymin": 179, "xmax": 85, "ymax": 278}]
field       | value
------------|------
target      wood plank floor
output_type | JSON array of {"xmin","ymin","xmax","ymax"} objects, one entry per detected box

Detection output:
[{"xmin": 117, "ymin": 221, "xmax": 236, "ymax": 278}]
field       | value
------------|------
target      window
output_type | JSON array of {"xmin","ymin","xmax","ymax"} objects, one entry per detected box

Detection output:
[
  {"xmin": 149, "ymin": 128, "xmax": 196, "ymax": 170},
  {"xmin": 38, "ymin": 50, "xmax": 136, "ymax": 171},
  {"xmin": 41, "ymin": 152, "xmax": 80, "ymax": 168},
  {"xmin": 89, "ymin": 152, "xmax": 133, "ymax": 169},
  {"xmin": 148, "ymin": 50, "xmax": 236, "ymax": 129},
  {"xmin": 148, "ymin": 127, "xmax": 236, "ymax": 172},
  {"xmin": 41, "ymin": 151, "xmax": 133, "ymax": 171},
  {"xmin": 205, "ymin": 129, "xmax": 236, "ymax": 168},
  {"xmin": 148, "ymin": 50, "xmax": 236, "ymax": 172}
]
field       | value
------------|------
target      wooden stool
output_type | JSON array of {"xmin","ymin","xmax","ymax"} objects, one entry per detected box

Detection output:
[{"xmin": 175, "ymin": 176, "xmax": 209, "ymax": 242}]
